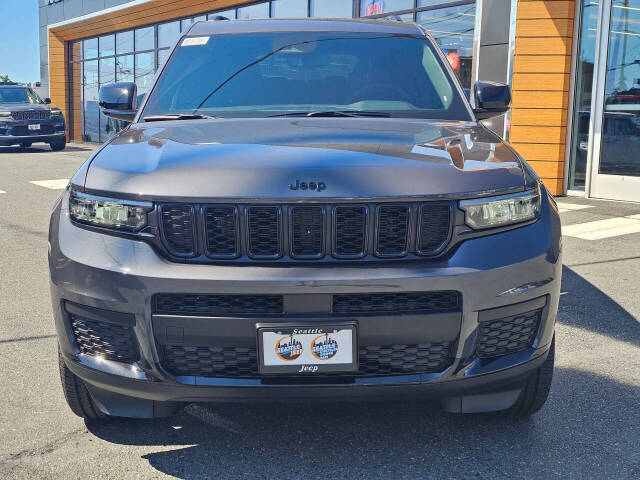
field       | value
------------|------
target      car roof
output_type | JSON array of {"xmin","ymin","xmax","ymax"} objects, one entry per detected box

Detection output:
[
  {"xmin": 188, "ymin": 18, "xmax": 425, "ymax": 36},
  {"xmin": 0, "ymin": 85, "xmax": 28, "ymax": 89}
]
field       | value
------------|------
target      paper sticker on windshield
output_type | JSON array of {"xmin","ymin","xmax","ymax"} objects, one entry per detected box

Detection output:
[{"xmin": 181, "ymin": 36, "xmax": 209, "ymax": 47}]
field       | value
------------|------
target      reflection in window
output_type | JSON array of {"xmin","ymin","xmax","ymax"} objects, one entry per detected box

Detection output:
[
  {"xmin": 599, "ymin": 0, "xmax": 640, "ymax": 177},
  {"xmin": 99, "ymin": 34, "xmax": 115, "ymax": 58},
  {"xmin": 271, "ymin": 0, "xmax": 309, "ymax": 18},
  {"xmin": 83, "ymin": 60, "xmax": 99, "ymax": 142},
  {"xmin": 135, "ymin": 26, "xmax": 155, "ymax": 51},
  {"xmin": 83, "ymin": 38, "xmax": 98, "ymax": 60},
  {"xmin": 158, "ymin": 21, "xmax": 180, "ymax": 49},
  {"xmin": 116, "ymin": 55, "xmax": 134, "ymax": 82},
  {"xmin": 310, "ymin": 0, "xmax": 352, "ymax": 17},
  {"xmin": 567, "ymin": 0, "xmax": 598, "ymax": 190},
  {"xmin": 237, "ymin": 3, "xmax": 270, "ymax": 19},
  {"xmin": 116, "ymin": 30, "xmax": 134, "ymax": 55},
  {"xmin": 417, "ymin": 3, "xmax": 476, "ymax": 89},
  {"xmin": 208, "ymin": 10, "xmax": 236, "ymax": 20},
  {"xmin": 135, "ymin": 52, "xmax": 155, "ymax": 105},
  {"xmin": 360, "ymin": 0, "xmax": 412, "ymax": 16}
]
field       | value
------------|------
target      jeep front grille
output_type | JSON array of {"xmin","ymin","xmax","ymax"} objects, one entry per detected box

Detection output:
[
  {"xmin": 11, "ymin": 110, "xmax": 49, "ymax": 121},
  {"xmin": 157, "ymin": 201, "xmax": 452, "ymax": 262}
]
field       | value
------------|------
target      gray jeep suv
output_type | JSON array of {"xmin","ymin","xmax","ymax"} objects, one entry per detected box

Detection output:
[
  {"xmin": 0, "ymin": 84, "xmax": 66, "ymax": 150},
  {"xmin": 50, "ymin": 19, "xmax": 561, "ymax": 420}
]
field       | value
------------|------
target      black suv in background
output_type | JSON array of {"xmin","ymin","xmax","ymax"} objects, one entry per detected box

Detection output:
[{"xmin": 0, "ymin": 84, "xmax": 66, "ymax": 150}]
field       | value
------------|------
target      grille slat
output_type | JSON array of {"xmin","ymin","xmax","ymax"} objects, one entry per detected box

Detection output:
[
  {"xmin": 205, "ymin": 206, "xmax": 238, "ymax": 258},
  {"xmin": 477, "ymin": 309, "xmax": 542, "ymax": 358},
  {"xmin": 160, "ymin": 205, "xmax": 195, "ymax": 256},
  {"xmin": 418, "ymin": 203, "xmax": 452, "ymax": 255},
  {"xmin": 376, "ymin": 205, "xmax": 410, "ymax": 257},
  {"xmin": 161, "ymin": 342, "xmax": 452, "ymax": 378},
  {"xmin": 333, "ymin": 291, "xmax": 460, "ymax": 315},
  {"xmin": 247, "ymin": 206, "xmax": 282, "ymax": 258},
  {"xmin": 155, "ymin": 294, "xmax": 284, "ymax": 316},
  {"xmin": 71, "ymin": 317, "xmax": 138, "ymax": 363},
  {"xmin": 158, "ymin": 202, "xmax": 452, "ymax": 261},
  {"xmin": 291, "ymin": 206, "xmax": 324, "ymax": 258},
  {"xmin": 334, "ymin": 206, "xmax": 367, "ymax": 258}
]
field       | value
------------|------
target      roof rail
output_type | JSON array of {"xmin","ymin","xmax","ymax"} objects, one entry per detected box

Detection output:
[{"xmin": 0, "ymin": 81, "xmax": 19, "ymax": 86}]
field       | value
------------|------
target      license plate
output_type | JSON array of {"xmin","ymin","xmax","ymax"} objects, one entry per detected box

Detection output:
[
  {"xmin": 258, "ymin": 324, "xmax": 357, "ymax": 374},
  {"xmin": 28, "ymin": 124, "xmax": 40, "ymax": 131}
]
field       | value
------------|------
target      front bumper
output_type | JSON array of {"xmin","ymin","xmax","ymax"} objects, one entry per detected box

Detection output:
[
  {"xmin": 50, "ymin": 189, "xmax": 562, "ymax": 416},
  {"xmin": 0, "ymin": 120, "xmax": 65, "ymax": 145}
]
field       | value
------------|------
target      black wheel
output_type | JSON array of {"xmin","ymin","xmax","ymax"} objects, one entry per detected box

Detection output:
[
  {"xmin": 58, "ymin": 347, "xmax": 110, "ymax": 420},
  {"xmin": 19, "ymin": 142, "xmax": 32, "ymax": 148},
  {"xmin": 49, "ymin": 139, "xmax": 66, "ymax": 151},
  {"xmin": 507, "ymin": 337, "xmax": 555, "ymax": 417}
]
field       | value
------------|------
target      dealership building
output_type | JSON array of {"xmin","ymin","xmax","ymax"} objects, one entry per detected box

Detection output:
[{"xmin": 39, "ymin": 0, "xmax": 639, "ymax": 201}]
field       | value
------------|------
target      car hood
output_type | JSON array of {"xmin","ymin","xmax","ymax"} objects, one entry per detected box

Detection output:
[{"xmin": 81, "ymin": 118, "xmax": 527, "ymax": 201}]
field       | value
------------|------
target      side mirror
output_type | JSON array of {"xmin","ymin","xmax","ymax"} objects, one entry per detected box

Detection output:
[
  {"xmin": 44, "ymin": 98, "xmax": 51, "ymax": 104},
  {"xmin": 473, "ymin": 81, "xmax": 511, "ymax": 120},
  {"xmin": 99, "ymin": 82, "xmax": 137, "ymax": 122}
]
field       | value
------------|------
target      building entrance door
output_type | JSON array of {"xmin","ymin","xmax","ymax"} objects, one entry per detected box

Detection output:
[{"xmin": 589, "ymin": 0, "xmax": 640, "ymax": 202}]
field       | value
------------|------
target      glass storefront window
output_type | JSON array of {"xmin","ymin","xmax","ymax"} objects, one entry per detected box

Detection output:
[
  {"xmin": 271, "ymin": 0, "xmax": 309, "ymax": 18},
  {"xmin": 115, "ymin": 55, "xmax": 134, "ymax": 82},
  {"xmin": 99, "ymin": 57, "xmax": 116, "ymax": 85},
  {"xmin": 158, "ymin": 21, "xmax": 180, "ymax": 49},
  {"xmin": 361, "ymin": 0, "xmax": 413, "ymax": 16},
  {"xmin": 310, "ymin": 0, "xmax": 352, "ymax": 17},
  {"xmin": 135, "ymin": 26, "xmax": 155, "ymax": 51},
  {"xmin": 83, "ymin": 60, "xmax": 99, "ymax": 142},
  {"xmin": 83, "ymin": 38, "xmax": 98, "ymax": 60},
  {"xmin": 567, "ymin": 0, "xmax": 599, "ymax": 190},
  {"xmin": 237, "ymin": 3, "xmax": 270, "ymax": 19},
  {"xmin": 116, "ymin": 30, "xmax": 134, "ymax": 55},
  {"xmin": 135, "ymin": 52, "xmax": 155, "ymax": 104},
  {"xmin": 99, "ymin": 34, "xmax": 115, "ymax": 58}
]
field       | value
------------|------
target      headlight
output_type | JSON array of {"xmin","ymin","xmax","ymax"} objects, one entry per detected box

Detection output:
[
  {"xmin": 69, "ymin": 190, "xmax": 152, "ymax": 232},
  {"xmin": 50, "ymin": 109, "xmax": 63, "ymax": 117},
  {"xmin": 0, "ymin": 111, "xmax": 11, "ymax": 118},
  {"xmin": 459, "ymin": 186, "xmax": 541, "ymax": 229}
]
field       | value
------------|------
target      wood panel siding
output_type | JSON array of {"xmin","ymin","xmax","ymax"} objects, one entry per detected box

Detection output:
[{"xmin": 510, "ymin": 0, "xmax": 576, "ymax": 195}]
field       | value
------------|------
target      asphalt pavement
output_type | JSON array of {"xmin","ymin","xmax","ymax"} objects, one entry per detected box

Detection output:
[{"xmin": 0, "ymin": 143, "xmax": 638, "ymax": 479}]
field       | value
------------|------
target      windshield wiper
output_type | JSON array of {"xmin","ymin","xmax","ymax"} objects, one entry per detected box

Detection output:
[
  {"xmin": 143, "ymin": 113, "xmax": 218, "ymax": 122},
  {"xmin": 268, "ymin": 110, "xmax": 390, "ymax": 118}
]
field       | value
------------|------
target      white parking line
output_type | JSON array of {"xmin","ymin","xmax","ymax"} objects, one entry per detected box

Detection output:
[
  {"xmin": 557, "ymin": 203, "xmax": 595, "ymax": 213},
  {"xmin": 29, "ymin": 179, "xmax": 69, "ymax": 190},
  {"xmin": 563, "ymin": 214, "xmax": 640, "ymax": 240},
  {"xmin": 0, "ymin": 189, "xmax": 5, "ymax": 194}
]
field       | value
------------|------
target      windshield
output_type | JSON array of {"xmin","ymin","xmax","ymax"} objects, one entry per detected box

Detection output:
[
  {"xmin": 141, "ymin": 32, "xmax": 471, "ymax": 121},
  {"xmin": 0, "ymin": 87, "xmax": 41, "ymax": 104}
]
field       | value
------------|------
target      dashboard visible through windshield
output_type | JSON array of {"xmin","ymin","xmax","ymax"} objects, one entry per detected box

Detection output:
[{"xmin": 140, "ymin": 31, "xmax": 471, "ymax": 121}]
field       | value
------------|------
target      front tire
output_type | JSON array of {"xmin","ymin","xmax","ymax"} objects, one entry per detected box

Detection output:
[
  {"xmin": 58, "ymin": 347, "xmax": 110, "ymax": 420},
  {"xmin": 508, "ymin": 337, "xmax": 555, "ymax": 417},
  {"xmin": 49, "ymin": 139, "xmax": 66, "ymax": 151}
]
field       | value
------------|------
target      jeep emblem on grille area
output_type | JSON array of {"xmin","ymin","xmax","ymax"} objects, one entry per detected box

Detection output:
[{"xmin": 289, "ymin": 180, "xmax": 326, "ymax": 192}]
